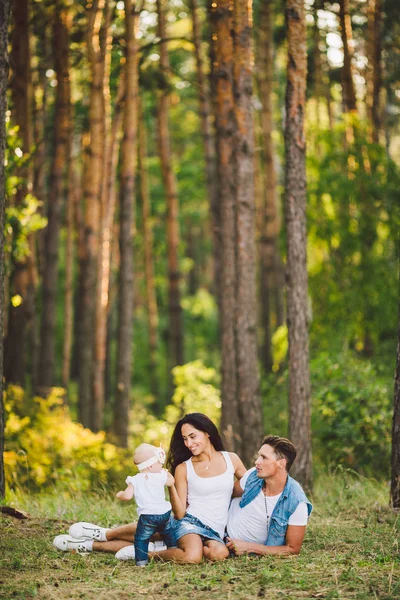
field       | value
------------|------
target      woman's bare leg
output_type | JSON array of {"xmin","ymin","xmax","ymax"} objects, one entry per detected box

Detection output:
[
  {"xmin": 92, "ymin": 540, "xmax": 133, "ymax": 553},
  {"xmin": 150, "ymin": 534, "xmax": 203, "ymax": 564},
  {"xmin": 105, "ymin": 522, "xmax": 163, "ymax": 543},
  {"xmin": 105, "ymin": 523, "xmax": 137, "ymax": 542},
  {"xmin": 203, "ymin": 540, "xmax": 229, "ymax": 561}
]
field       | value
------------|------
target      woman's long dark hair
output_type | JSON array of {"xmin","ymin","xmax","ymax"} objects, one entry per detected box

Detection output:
[{"xmin": 166, "ymin": 413, "xmax": 225, "ymax": 474}]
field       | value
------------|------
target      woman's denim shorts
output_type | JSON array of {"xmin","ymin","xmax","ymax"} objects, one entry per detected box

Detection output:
[{"xmin": 173, "ymin": 513, "xmax": 224, "ymax": 544}]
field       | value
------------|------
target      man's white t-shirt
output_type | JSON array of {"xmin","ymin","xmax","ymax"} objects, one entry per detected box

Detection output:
[
  {"xmin": 125, "ymin": 471, "xmax": 171, "ymax": 516},
  {"xmin": 226, "ymin": 469, "xmax": 308, "ymax": 544}
]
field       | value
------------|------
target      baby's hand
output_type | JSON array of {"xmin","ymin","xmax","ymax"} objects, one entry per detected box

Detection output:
[
  {"xmin": 116, "ymin": 491, "xmax": 125, "ymax": 500},
  {"xmin": 165, "ymin": 471, "xmax": 175, "ymax": 487}
]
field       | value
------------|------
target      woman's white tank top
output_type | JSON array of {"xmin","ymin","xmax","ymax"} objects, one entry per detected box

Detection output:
[{"xmin": 185, "ymin": 451, "xmax": 235, "ymax": 538}]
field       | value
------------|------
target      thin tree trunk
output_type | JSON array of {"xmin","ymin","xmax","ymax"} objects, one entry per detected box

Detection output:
[
  {"xmin": 156, "ymin": 0, "xmax": 184, "ymax": 382},
  {"xmin": 4, "ymin": 0, "xmax": 36, "ymax": 387},
  {"xmin": 210, "ymin": 0, "xmax": 262, "ymax": 464},
  {"xmin": 338, "ymin": 0, "xmax": 357, "ymax": 113},
  {"xmin": 113, "ymin": 0, "xmax": 139, "ymax": 447},
  {"xmin": 391, "ymin": 290, "xmax": 400, "ymax": 509},
  {"xmin": 78, "ymin": 0, "xmax": 107, "ymax": 428},
  {"xmin": 0, "ymin": 0, "xmax": 12, "ymax": 499},
  {"xmin": 37, "ymin": 0, "xmax": 71, "ymax": 394},
  {"xmin": 32, "ymin": 15, "xmax": 49, "ymax": 281},
  {"xmin": 233, "ymin": 0, "xmax": 263, "ymax": 464},
  {"xmin": 189, "ymin": 0, "xmax": 219, "ymax": 302},
  {"xmin": 366, "ymin": 0, "xmax": 382, "ymax": 143},
  {"xmin": 92, "ymin": 3, "xmax": 115, "ymax": 431},
  {"xmin": 257, "ymin": 0, "xmax": 284, "ymax": 373},
  {"xmin": 62, "ymin": 150, "xmax": 79, "ymax": 392},
  {"xmin": 210, "ymin": 0, "xmax": 239, "ymax": 452},
  {"xmin": 285, "ymin": 0, "xmax": 313, "ymax": 492},
  {"xmin": 138, "ymin": 99, "xmax": 159, "ymax": 399}
]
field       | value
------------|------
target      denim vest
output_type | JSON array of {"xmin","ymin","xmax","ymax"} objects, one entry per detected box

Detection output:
[{"xmin": 239, "ymin": 469, "xmax": 312, "ymax": 546}]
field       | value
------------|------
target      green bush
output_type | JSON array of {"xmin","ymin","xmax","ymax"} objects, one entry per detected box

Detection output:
[
  {"xmin": 311, "ymin": 353, "xmax": 392, "ymax": 476},
  {"xmin": 4, "ymin": 361, "xmax": 221, "ymax": 493},
  {"xmin": 262, "ymin": 352, "xmax": 392, "ymax": 477},
  {"xmin": 4, "ymin": 385, "xmax": 131, "ymax": 492}
]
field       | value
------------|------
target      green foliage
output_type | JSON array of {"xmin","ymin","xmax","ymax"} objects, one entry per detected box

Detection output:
[
  {"xmin": 4, "ymin": 386, "xmax": 131, "ymax": 492},
  {"xmin": 262, "ymin": 351, "xmax": 392, "ymax": 477},
  {"xmin": 4, "ymin": 123, "xmax": 47, "ymax": 275},
  {"xmin": 129, "ymin": 360, "xmax": 221, "ymax": 448},
  {"xmin": 311, "ymin": 353, "xmax": 392, "ymax": 476},
  {"xmin": 307, "ymin": 116, "xmax": 400, "ymax": 356}
]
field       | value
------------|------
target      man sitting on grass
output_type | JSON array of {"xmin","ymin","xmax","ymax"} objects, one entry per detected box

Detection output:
[{"xmin": 226, "ymin": 435, "xmax": 312, "ymax": 556}]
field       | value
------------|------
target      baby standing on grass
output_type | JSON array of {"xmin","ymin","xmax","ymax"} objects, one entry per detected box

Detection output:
[{"xmin": 116, "ymin": 443, "xmax": 177, "ymax": 566}]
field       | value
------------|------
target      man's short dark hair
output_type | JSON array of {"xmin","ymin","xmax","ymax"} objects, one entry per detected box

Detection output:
[{"xmin": 261, "ymin": 435, "xmax": 297, "ymax": 472}]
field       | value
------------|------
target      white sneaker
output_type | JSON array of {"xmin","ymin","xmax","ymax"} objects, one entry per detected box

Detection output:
[
  {"xmin": 69, "ymin": 522, "xmax": 109, "ymax": 542},
  {"xmin": 114, "ymin": 542, "xmax": 167, "ymax": 561},
  {"xmin": 115, "ymin": 545, "xmax": 135, "ymax": 561},
  {"xmin": 152, "ymin": 541, "xmax": 167, "ymax": 552},
  {"xmin": 53, "ymin": 534, "xmax": 92, "ymax": 552}
]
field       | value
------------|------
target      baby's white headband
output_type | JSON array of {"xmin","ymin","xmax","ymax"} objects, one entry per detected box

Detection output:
[{"xmin": 137, "ymin": 446, "xmax": 166, "ymax": 471}]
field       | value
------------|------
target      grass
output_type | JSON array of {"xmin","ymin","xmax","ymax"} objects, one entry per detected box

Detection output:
[{"xmin": 1, "ymin": 472, "xmax": 399, "ymax": 600}]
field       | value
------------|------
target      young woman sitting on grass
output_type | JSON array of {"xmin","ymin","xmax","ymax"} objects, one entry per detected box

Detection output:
[{"xmin": 53, "ymin": 413, "xmax": 246, "ymax": 564}]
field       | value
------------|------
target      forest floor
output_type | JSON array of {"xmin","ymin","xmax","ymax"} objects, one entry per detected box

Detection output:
[{"xmin": 0, "ymin": 474, "xmax": 399, "ymax": 600}]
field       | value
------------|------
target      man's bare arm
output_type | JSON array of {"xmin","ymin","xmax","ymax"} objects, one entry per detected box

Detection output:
[{"xmin": 226, "ymin": 525, "xmax": 307, "ymax": 556}]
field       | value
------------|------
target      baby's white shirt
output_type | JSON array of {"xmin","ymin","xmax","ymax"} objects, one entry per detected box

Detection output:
[{"xmin": 125, "ymin": 471, "xmax": 172, "ymax": 516}]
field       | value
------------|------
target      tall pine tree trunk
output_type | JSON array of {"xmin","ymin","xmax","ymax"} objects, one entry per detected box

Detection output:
[
  {"xmin": 366, "ymin": 0, "xmax": 382, "ymax": 143},
  {"xmin": 4, "ymin": 0, "xmax": 36, "ymax": 387},
  {"xmin": 391, "ymin": 293, "xmax": 400, "ymax": 509},
  {"xmin": 189, "ymin": 0, "xmax": 219, "ymax": 302},
  {"xmin": 210, "ymin": 0, "xmax": 239, "ymax": 451},
  {"xmin": 92, "ymin": 4, "xmax": 114, "ymax": 431},
  {"xmin": 233, "ymin": 0, "xmax": 263, "ymax": 463},
  {"xmin": 113, "ymin": 0, "xmax": 139, "ymax": 447},
  {"xmin": 156, "ymin": 0, "xmax": 184, "ymax": 383},
  {"xmin": 37, "ymin": 0, "xmax": 71, "ymax": 393},
  {"xmin": 62, "ymin": 150, "xmax": 77, "ymax": 392},
  {"xmin": 210, "ymin": 0, "xmax": 262, "ymax": 465},
  {"xmin": 257, "ymin": 0, "xmax": 284, "ymax": 373},
  {"xmin": 338, "ymin": 0, "xmax": 357, "ymax": 113},
  {"xmin": 284, "ymin": 0, "xmax": 312, "ymax": 491},
  {"xmin": 138, "ymin": 99, "xmax": 159, "ymax": 399},
  {"xmin": 0, "ymin": 0, "xmax": 12, "ymax": 499},
  {"xmin": 78, "ymin": 0, "xmax": 107, "ymax": 428}
]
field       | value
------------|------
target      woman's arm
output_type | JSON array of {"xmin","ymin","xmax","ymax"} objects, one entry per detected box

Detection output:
[
  {"xmin": 168, "ymin": 463, "xmax": 188, "ymax": 520},
  {"xmin": 229, "ymin": 452, "xmax": 247, "ymax": 480}
]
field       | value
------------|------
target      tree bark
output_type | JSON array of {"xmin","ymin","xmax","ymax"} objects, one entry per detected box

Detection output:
[
  {"xmin": 62, "ymin": 150, "xmax": 77, "ymax": 393},
  {"xmin": 0, "ymin": 0, "xmax": 12, "ymax": 499},
  {"xmin": 210, "ymin": 0, "xmax": 239, "ymax": 452},
  {"xmin": 210, "ymin": 0, "xmax": 262, "ymax": 465},
  {"xmin": 338, "ymin": 0, "xmax": 357, "ymax": 113},
  {"xmin": 4, "ymin": 0, "xmax": 36, "ymax": 387},
  {"xmin": 189, "ymin": 0, "xmax": 219, "ymax": 302},
  {"xmin": 113, "ymin": 0, "xmax": 139, "ymax": 447},
  {"xmin": 284, "ymin": 0, "xmax": 313, "ymax": 491},
  {"xmin": 390, "ymin": 263, "xmax": 400, "ymax": 508},
  {"xmin": 78, "ymin": 0, "xmax": 108, "ymax": 428},
  {"xmin": 138, "ymin": 98, "xmax": 159, "ymax": 399},
  {"xmin": 366, "ymin": 0, "xmax": 382, "ymax": 143},
  {"xmin": 92, "ymin": 3, "xmax": 116, "ymax": 431},
  {"xmin": 257, "ymin": 0, "xmax": 284, "ymax": 373},
  {"xmin": 233, "ymin": 0, "xmax": 263, "ymax": 464},
  {"xmin": 156, "ymin": 0, "xmax": 184, "ymax": 383},
  {"xmin": 37, "ymin": 0, "xmax": 71, "ymax": 394}
]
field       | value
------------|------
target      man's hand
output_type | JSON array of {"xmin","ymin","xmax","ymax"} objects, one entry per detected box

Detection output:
[{"xmin": 225, "ymin": 537, "xmax": 252, "ymax": 556}]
